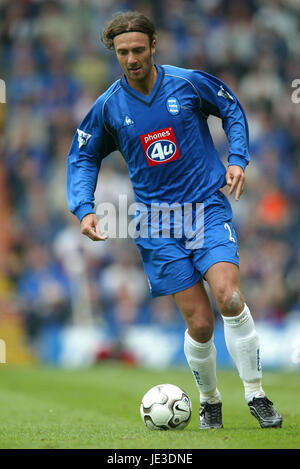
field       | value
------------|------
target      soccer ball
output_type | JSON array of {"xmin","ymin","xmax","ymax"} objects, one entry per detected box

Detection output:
[{"xmin": 140, "ymin": 383, "xmax": 192, "ymax": 430}]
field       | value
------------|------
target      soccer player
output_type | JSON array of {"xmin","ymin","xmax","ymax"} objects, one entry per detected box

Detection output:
[{"xmin": 67, "ymin": 11, "xmax": 282, "ymax": 429}]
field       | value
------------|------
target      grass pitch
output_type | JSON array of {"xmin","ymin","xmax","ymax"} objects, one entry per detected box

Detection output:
[{"xmin": 0, "ymin": 363, "xmax": 299, "ymax": 449}]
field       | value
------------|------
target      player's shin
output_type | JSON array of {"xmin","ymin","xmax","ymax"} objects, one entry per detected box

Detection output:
[
  {"xmin": 184, "ymin": 329, "xmax": 221, "ymax": 403},
  {"xmin": 222, "ymin": 304, "xmax": 265, "ymax": 402}
]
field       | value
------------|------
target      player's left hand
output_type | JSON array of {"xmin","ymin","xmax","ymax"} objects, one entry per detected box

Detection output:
[{"xmin": 226, "ymin": 165, "xmax": 245, "ymax": 201}]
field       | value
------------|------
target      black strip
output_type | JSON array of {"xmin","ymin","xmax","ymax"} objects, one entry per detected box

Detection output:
[
  {"xmin": 120, "ymin": 66, "xmax": 165, "ymax": 107},
  {"xmin": 200, "ymin": 97, "xmax": 221, "ymax": 118}
]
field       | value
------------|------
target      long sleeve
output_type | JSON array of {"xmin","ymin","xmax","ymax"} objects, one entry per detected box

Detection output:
[
  {"xmin": 66, "ymin": 97, "xmax": 117, "ymax": 222},
  {"xmin": 191, "ymin": 70, "xmax": 250, "ymax": 171}
]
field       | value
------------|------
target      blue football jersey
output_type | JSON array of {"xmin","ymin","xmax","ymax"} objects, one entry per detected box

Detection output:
[{"xmin": 67, "ymin": 65, "xmax": 250, "ymax": 222}]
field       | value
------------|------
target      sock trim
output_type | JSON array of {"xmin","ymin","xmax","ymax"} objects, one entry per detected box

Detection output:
[
  {"xmin": 222, "ymin": 304, "xmax": 251, "ymax": 328},
  {"xmin": 184, "ymin": 329, "xmax": 214, "ymax": 350}
]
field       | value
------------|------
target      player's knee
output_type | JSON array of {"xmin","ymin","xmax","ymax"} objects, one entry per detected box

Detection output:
[
  {"xmin": 187, "ymin": 318, "xmax": 213, "ymax": 343},
  {"xmin": 216, "ymin": 287, "xmax": 244, "ymax": 316}
]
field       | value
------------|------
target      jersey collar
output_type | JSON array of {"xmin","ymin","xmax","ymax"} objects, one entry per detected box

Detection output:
[{"xmin": 120, "ymin": 65, "xmax": 165, "ymax": 107}]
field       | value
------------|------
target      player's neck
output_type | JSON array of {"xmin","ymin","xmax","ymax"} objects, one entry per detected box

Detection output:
[{"xmin": 126, "ymin": 65, "xmax": 157, "ymax": 96}]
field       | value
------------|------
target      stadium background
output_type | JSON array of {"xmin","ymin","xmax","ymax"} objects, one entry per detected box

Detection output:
[{"xmin": 0, "ymin": 0, "xmax": 299, "ymax": 369}]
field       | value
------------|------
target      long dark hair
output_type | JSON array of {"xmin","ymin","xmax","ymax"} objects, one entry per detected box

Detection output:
[{"xmin": 101, "ymin": 11, "xmax": 156, "ymax": 50}]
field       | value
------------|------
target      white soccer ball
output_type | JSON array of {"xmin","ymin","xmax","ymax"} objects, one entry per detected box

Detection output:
[{"xmin": 140, "ymin": 383, "xmax": 192, "ymax": 430}]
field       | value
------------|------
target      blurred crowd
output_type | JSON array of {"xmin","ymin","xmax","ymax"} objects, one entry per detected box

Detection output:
[{"xmin": 0, "ymin": 0, "xmax": 300, "ymax": 349}]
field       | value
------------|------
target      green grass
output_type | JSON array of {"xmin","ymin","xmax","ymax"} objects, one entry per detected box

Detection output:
[{"xmin": 0, "ymin": 363, "xmax": 299, "ymax": 449}]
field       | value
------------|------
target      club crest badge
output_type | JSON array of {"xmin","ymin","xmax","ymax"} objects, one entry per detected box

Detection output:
[{"xmin": 166, "ymin": 96, "xmax": 180, "ymax": 115}]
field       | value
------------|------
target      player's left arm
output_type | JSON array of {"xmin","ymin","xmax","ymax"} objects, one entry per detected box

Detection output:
[
  {"xmin": 225, "ymin": 164, "xmax": 245, "ymax": 201},
  {"xmin": 192, "ymin": 71, "xmax": 250, "ymax": 201}
]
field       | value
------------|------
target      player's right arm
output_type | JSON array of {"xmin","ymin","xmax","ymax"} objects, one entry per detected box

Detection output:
[
  {"xmin": 66, "ymin": 97, "xmax": 116, "ymax": 240},
  {"xmin": 80, "ymin": 213, "xmax": 108, "ymax": 241}
]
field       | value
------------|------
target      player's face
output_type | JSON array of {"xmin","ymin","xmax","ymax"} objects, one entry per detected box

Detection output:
[{"xmin": 114, "ymin": 32, "xmax": 156, "ymax": 86}]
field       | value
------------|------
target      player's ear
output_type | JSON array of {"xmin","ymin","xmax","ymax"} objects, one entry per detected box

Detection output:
[{"xmin": 151, "ymin": 39, "xmax": 156, "ymax": 56}]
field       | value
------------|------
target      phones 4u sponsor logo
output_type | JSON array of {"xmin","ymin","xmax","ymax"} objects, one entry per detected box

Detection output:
[{"xmin": 140, "ymin": 127, "xmax": 181, "ymax": 167}]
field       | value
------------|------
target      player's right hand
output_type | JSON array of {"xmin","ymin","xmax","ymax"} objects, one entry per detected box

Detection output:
[{"xmin": 80, "ymin": 213, "xmax": 108, "ymax": 241}]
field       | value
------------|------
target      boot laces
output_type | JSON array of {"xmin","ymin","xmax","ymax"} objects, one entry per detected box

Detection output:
[
  {"xmin": 253, "ymin": 397, "xmax": 276, "ymax": 418},
  {"xmin": 200, "ymin": 402, "xmax": 222, "ymax": 424}
]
